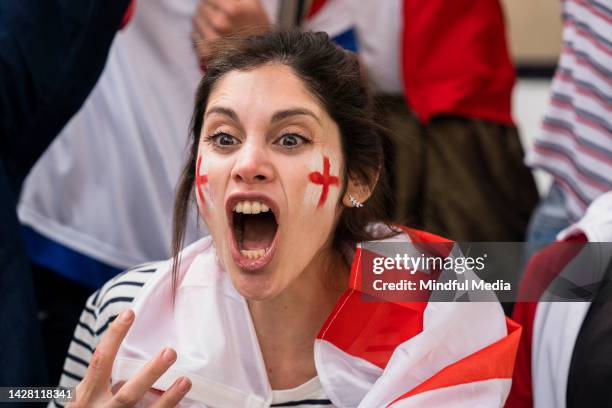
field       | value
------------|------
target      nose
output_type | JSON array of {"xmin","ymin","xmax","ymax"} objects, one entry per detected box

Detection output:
[{"xmin": 231, "ymin": 140, "xmax": 274, "ymax": 185}]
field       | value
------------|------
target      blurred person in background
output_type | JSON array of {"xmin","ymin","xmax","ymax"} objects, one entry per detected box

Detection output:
[
  {"xmin": 190, "ymin": 0, "xmax": 360, "ymax": 61},
  {"xmin": 524, "ymin": 0, "xmax": 612, "ymax": 258},
  {"xmin": 508, "ymin": 191, "xmax": 612, "ymax": 407},
  {"xmin": 0, "ymin": 0, "xmax": 133, "ymax": 387},
  {"xmin": 507, "ymin": 2, "xmax": 612, "ymax": 405},
  {"xmin": 354, "ymin": 0, "xmax": 539, "ymax": 242}
]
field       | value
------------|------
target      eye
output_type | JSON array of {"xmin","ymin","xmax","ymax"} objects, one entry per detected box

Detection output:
[
  {"xmin": 276, "ymin": 133, "xmax": 309, "ymax": 149},
  {"xmin": 206, "ymin": 131, "xmax": 240, "ymax": 148}
]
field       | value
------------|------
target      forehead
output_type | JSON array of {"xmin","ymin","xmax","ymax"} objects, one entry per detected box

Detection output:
[{"xmin": 206, "ymin": 63, "xmax": 326, "ymax": 120}]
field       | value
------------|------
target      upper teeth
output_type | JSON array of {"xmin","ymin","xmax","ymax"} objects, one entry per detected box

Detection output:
[{"xmin": 233, "ymin": 200, "xmax": 270, "ymax": 214}]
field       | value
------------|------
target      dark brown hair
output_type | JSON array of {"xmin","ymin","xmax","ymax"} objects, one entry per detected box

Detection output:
[{"xmin": 171, "ymin": 30, "xmax": 394, "ymax": 289}]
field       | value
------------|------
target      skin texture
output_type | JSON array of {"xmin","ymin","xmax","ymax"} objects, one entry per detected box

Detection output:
[
  {"xmin": 197, "ymin": 63, "xmax": 347, "ymax": 301},
  {"xmin": 305, "ymin": 154, "xmax": 341, "ymax": 208},
  {"xmin": 196, "ymin": 154, "xmax": 215, "ymax": 213},
  {"xmin": 197, "ymin": 63, "xmax": 352, "ymax": 388},
  {"xmin": 195, "ymin": 156, "xmax": 208, "ymax": 206}
]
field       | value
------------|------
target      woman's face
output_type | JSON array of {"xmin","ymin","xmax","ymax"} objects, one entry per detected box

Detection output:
[{"xmin": 196, "ymin": 63, "xmax": 345, "ymax": 300}]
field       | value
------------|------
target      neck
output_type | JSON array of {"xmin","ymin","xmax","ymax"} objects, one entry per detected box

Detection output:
[{"xmin": 248, "ymin": 247, "xmax": 348, "ymax": 389}]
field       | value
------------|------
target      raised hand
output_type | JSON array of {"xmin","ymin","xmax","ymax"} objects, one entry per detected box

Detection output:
[
  {"xmin": 67, "ymin": 309, "xmax": 192, "ymax": 407},
  {"xmin": 191, "ymin": 0, "xmax": 270, "ymax": 62}
]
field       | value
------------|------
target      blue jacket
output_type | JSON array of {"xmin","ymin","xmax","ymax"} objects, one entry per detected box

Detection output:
[{"xmin": 0, "ymin": 0, "xmax": 131, "ymax": 386}]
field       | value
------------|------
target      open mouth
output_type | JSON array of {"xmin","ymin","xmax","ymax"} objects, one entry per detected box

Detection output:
[{"xmin": 228, "ymin": 196, "xmax": 279, "ymax": 271}]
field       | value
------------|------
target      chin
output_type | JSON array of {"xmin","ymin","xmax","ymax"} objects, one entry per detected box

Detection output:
[{"xmin": 229, "ymin": 268, "xmax": 283, "ymax": 301}]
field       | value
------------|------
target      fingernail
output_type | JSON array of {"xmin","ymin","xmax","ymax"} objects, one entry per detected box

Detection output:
[
  {"xmin": 161, "ymin": 348, "xmax": 176, "ymax": 364},
  {"xmin": 119, "ymin": 309, "xmax": 133, "ymax": 323},
  {"xmin": 178, "ymin": 377, "xmax": 192, "ymax": 393}
]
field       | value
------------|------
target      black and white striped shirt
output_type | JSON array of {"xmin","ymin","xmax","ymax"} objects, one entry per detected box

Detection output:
[{"xmin": 52, "ymin": 264, "xmax": 334, "ymax": 408}]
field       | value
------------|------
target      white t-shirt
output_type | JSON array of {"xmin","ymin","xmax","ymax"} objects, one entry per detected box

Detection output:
[{"xmin": 271, "ymin": 377, "xmax": 333, "ymax": 407}]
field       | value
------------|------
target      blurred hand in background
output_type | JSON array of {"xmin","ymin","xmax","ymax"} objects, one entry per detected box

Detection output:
[{"xmin": 192, "ymin": 0, "xmax": 271, "ymax": 62}]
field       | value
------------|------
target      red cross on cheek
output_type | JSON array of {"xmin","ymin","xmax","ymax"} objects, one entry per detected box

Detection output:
[
  {"xmin": 196, "ymin": 156, "xmax": 208, "ymax": 204},
  {"xmin": 308, "ymin": 156, "xmax": 339, "ymax": 208}
]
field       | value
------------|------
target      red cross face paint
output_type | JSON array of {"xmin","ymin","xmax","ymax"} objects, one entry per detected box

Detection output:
[
  {"xmin": 195, "ymin": 156, "xmax": 207, "ymax": 203},
  {"xmin": 305, "ymin": 153, "xmax": 340, "ymax": 209},
  {"xmin": 195, "ymin": 64, "xmax": 346, "ymax": 301},
  {"xmin": 195, "ymin": 154, "xmax": 213, "ymax": 214}
]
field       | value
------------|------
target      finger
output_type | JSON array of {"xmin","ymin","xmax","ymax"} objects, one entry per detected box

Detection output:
[
  {"xmin": 150, "ymin": 377, "xmax": 192, "ymax": 408},
  {"xmin": 193, "ymin": 7, "xmax": 218, "ymax": 41},
  {"xmin": 109, "ymin": 348, "xmax": 178, "ymax": 408},
  {"xmin": 208, "ymin": 0, "xmax": 238, "ymax": 18},
  {"xmin": 200, "ymin": 1, "xmax": 231, "ymax": 34},
  {"xmin": 192, "ymin": 12, "xmax": 217, "ymax": 63},
  {"xmin": 204, "ymin": 0, "xmax": 223, "ymax": 12},
  {"xmin": 80, "ymin": 309, "xmax": 134, "ymax": 393}
]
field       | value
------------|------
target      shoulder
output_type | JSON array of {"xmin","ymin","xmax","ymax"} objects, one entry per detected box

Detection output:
[
  {"xmin": 86, "ymin": 261, "xmax": 166, "ymax": 340},
  {"xmin": 54, "ymin": 261, "xmax": 167, "ymax": 398}
]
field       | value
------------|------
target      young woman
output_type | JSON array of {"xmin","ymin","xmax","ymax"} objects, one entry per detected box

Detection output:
[{"xmin": 59, "ymin": 31, "xmax": 519, "ymax": 408}]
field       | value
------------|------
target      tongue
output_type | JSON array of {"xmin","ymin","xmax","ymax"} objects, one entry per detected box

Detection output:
[{"xmin": 242, "ymin": 214, "xmax": 276, "ymax": 250}]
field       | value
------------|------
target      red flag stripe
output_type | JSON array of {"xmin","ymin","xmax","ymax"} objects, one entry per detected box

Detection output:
[{"xmin": 388, "ymin": 318, "xmax": 521, "ymax": 406}]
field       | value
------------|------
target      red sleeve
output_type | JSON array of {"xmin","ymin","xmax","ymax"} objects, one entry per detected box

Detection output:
[
  {"xmin": 402, "ymin": 0, "xmax": 515, "ymax": 124},
  {"xmin": 506, "ymin": 234, "xmax": 588, "ymax": 408},
  {"xmin": 120, "ymin": 0, "xmax": 136, "ymax": 29},
  {"xmin": 306, "ymin": 0, "xmax": 327, "ymax": 18}
]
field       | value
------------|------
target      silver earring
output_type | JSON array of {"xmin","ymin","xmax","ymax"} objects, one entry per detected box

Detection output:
[{"xmin": 349, "ymin": 194, "xmax": 363, "ymax": 208}]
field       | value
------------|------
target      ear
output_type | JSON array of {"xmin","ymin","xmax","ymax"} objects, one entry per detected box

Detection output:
[{"xmin": 342, "ymin": 171, "xmax": 378, "ymax": 208}]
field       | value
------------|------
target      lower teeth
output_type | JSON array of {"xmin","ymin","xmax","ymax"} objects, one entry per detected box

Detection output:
[{"xmin": 240, "ymin": 248, "xmax": 266, "ymax": 260}]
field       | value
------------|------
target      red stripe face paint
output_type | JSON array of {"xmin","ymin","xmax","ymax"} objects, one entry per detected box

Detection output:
[
  {"xmin": 308, "ymin": 155, "xmax": 339, "ymax": 208},
  {"xmin": 196, "ymin": 155, "xmax": 208, "ymax": 205}
]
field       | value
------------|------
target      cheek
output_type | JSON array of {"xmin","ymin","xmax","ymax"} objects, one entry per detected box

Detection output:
[
  {"xmin": 195, "ymin": 153, "xmax": 214, "ymax": 216},
  {"xmin": 303, "ymin": 152, "xmax": 341, "ymax": 211}
]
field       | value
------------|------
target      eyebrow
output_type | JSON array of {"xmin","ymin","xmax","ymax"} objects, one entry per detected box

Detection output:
[
  {"xmin": 205, "ymin": 106, "xmax": 239, "ymax": 122},
  {"xmin": 205, "ymin": 106, "xmax": 321, "ymax": 125},
  {"xmin": 271, "ymin": 108, "xmax": 321, "ymax": 125}
]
